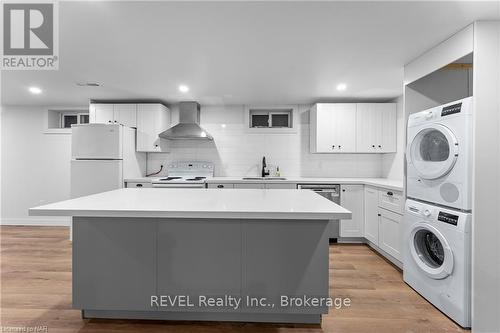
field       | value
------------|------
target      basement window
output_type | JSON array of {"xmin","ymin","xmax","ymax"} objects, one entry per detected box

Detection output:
[
  {"xmin": 249, "ymin": 108, "xmax": 293, "ymax": 128},
  {"xmin": 45, "ymin": 109, "xmax": 89, "ymax": 134}
]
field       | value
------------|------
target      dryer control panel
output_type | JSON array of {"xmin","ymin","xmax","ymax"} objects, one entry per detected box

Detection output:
[{"xmin": 441, "ymin": 102, "xmax": 462, "ymax": 117}]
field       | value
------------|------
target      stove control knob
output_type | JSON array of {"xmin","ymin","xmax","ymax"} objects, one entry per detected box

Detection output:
[{"xmin": 423, "ymin": 209, "xmax": 431, "ymax": 217}]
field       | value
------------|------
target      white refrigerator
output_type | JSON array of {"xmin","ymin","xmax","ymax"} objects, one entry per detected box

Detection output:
[{"xmin": 71, "ymin": 124, "xmax": 146, "ymax": 199}]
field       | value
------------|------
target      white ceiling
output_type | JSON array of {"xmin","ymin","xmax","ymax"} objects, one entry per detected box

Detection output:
[{"xmin": 1, "ymin": 1, "xmax": 499, "ymax": 106}]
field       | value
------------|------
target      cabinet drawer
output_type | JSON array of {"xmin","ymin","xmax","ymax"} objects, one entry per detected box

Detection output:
[
  {"xmin": 378, "ymin": 189, "xmax": 403, "ymax": 214},
  {"xmin": 265, "ymin": 183, "xmax": 297, "ymax": 189},
  {"xmin": 207, "ymin": 183, "xmax": 234, "ymax": 189},
  {"xmin": 233, "ymin": 183, "xmax": 265, "ymax": 189},
  {"xmin": 126, "ymin": 182, "xmax": 152, "ymax": 188}
]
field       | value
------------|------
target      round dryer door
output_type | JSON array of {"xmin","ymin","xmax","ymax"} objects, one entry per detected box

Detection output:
[
  {"xmin": 409, "ymin": 223, "xmax": 453, "ymax": 279},
  {"xmin": 408, "ymin": 124, "xmax": 459, "ymax": 180}
]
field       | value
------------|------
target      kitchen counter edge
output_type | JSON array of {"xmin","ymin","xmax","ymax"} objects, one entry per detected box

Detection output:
[{"xmin": 125, "ymin": 177, "xmax": 404, "ymax": 192}]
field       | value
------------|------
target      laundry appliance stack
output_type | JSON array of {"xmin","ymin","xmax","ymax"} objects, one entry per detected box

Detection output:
[{"xmin": 403, "ymin": 97, "xmax": 473, "ymax": 328}]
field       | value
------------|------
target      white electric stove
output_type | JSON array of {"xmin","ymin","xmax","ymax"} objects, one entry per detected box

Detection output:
[{"xmin": 151, "ymin": 161, "xmax": 214, "ymax": 188}]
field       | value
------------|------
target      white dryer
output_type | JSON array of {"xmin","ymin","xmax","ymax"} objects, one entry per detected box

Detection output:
[
  {"xmin": 403, "ymin": 199, "xmax": 471, "ymax": 327},
  {"xmin": 406, "ymin": 97, "xmax": 472, "ymax": 211}
]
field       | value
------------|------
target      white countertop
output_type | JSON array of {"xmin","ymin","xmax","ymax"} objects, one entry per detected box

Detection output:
[
  {"xmin": 207, "ymin": 177, "xmax": 404, "ymax": 191},
  {"xmin": 29, "ymin": 188, "xmax": 352, "ymax": 220},
  {"xmin": 125, "ymin": 177, "xmax": 404, "ymax": 191}
]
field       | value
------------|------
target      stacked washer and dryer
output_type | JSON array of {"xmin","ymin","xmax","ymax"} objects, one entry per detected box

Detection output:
[{"xmin": 404, "ymin": 96, "xmax": 473, "ymax": 328}]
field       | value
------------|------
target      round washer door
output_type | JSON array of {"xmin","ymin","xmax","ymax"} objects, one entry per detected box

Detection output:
[
  {"xmin": 408, "ymin": 124, "xmax": 459, "ymax": 180},
  {"xmin": 409, "ymin": 223, "xmax": 454, "ymax": 279}
]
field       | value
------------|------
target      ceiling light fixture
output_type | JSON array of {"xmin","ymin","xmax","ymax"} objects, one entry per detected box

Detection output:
[
  {"xmin": 28, "ymin": 86, "xmax": 42, "ymax": 94},
  {"xmin": 76, "ymin": 82, "xmax": 101, "ymax": 87},
  {"xmin": 336, "ymin": 83, "xmax": 347, "ymax": 91},
  {"xmin": 179, "ymin": 85, "xmax": 189, "ymax": 93}
]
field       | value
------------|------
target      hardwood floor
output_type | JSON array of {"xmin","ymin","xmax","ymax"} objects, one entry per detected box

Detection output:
[{"xmin": 1, "ymin": 226, "xmax": 468, "ymax": 333}]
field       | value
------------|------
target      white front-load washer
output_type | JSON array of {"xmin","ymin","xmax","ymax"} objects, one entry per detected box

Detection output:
[
  {"xmin": 403, "ymin": 199, "xmax": 471, "ymax": 327},
  {"xmin": 406, "ymin": 97, "xmax": 472, "ymax": 211}
]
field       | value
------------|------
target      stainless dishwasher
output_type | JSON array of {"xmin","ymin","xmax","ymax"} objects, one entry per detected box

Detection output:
[{"xmin": 297, "ymin": 184, "xmax": 340, "ymax": 242}]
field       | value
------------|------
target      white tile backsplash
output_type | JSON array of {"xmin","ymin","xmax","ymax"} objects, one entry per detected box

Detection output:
[{"xmin": 146, "ymin": 104, "xmax": 383, "ymax": 178}]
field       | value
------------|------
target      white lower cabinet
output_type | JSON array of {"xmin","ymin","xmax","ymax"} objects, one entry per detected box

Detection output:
[
  {"xmin": 233, "ymin": 183, "xmax": 265, "ymax": 189},
  {"xmin": 340, "ymin": 185, "xmax": 364, "ymax": 237},
  {"xmin": 207, "ymin": 183, "xmax": 234, "ymax": 189},
  {"xmin": 208, "ymin": 183, "xmax": 296, "ymax": 189},
  {"xmin": 363, "ymin": 186, "xmax": 403, "ymax": 262},
  {"xmin": 363, "ymin": 186, "xmax": 379, "ymax": 244},
  {"xmin": 125, "ymin": 181, "xmax": 152, "ymax": 188},
  {"xmin": 265, "ymin": 183, "xmax": 296, "ymax": 189},
  {"xmin": 378, "ymin": 208, "xmax": 402, "ymax": 260}
]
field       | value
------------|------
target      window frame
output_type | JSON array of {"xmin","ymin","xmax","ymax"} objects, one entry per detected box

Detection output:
[
  {"xmin": 60, "ymin": 111, "xmax": 90, "ymax": 128},
  {"xmin": 245, "ymin": 105, "xmax": 298, "ymax": 133},
  {"xmin": 44, "ymin": 107, "xmax": 89, "ymax": 134}
]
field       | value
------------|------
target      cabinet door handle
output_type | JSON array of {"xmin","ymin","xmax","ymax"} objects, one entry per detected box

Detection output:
[
  {"xmin": 387, "ymin": 191, "xmax": 393, "ymax": 196},
  {"xmin": 331, "ymin": 145, "xmax": 335, "ymax": 149},
  {"xmin": 378, "ymin": 145, "xmax": 382, "ymax": 148},
  {"xmin": 377, "ymin": 213, "xmax": 381, "ymax": 217},
  {"xmin": 217, "ymin": 185, "xmax": 224, "ymax": 188},
  {"xmin": 338, "ymin": 145, "xmax": 342, "ymax": 149},
  {"xmin": 372, "ymin": 144, "xmax": 375, "ymax": 148},
  {"xmin": 136, "ymin": 184, "xmax": 143, "ymax": 187},
  {"xmin": 342, "ymin": 189, "xmax": 346, "ymax": 192}
]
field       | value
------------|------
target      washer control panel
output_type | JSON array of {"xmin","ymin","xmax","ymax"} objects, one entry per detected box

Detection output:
[{"xmin": 437, "ymin": 211, "xmax": 459, "ymax": 226}]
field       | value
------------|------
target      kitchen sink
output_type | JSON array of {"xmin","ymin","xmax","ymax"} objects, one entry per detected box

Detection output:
[{"xmin": 242, "ymin": 177, "xmax": 287, "ymax": 180}]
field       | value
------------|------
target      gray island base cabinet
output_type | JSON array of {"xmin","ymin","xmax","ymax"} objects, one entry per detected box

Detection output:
[
  {"xmin": 30, "ymin": 188, "xmax": 351, "ymax": 324},
  {"xmin": 73, "ymin": 217, "xmax": 330, "ymax": 324}
]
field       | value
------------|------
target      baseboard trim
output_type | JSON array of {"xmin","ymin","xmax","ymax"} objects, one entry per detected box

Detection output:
[
  {"xmin": 366, "ymin": 240, "xmax": 403, "ymax": 270},
  {"xmin": 0, "ymin": 217, "xmax": 71, "ymax": 226},
  {"xmin": 82, "ymin": 309, "xmax": 322, "ymax": 324}
]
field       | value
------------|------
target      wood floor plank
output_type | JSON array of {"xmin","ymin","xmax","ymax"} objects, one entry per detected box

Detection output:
[{"xmin": 0, "ymin": 226, "xmax": 469, "ymax": 333}]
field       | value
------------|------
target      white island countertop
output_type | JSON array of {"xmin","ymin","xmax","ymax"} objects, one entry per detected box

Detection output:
[{"xmin": 29, "ymin": 188, "xmax": 352, "ymax": 220}]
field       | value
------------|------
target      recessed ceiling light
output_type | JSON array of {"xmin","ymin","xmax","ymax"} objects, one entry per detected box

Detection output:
[
  {"xmin": 28, "ymin": 86, "xmax": 42, "ymax": 94},
  {"xmin": 336, "ymin": 83, "xmax": 347, "ymax": 91},
  {"xmin": 179, "ymin": 85, "xmax": 189, "ymax": 93}
]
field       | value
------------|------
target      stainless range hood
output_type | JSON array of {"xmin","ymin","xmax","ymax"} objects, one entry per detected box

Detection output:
[{"xmin": 159, "ymin": 101, "xmax": 213, "ymax": 141}]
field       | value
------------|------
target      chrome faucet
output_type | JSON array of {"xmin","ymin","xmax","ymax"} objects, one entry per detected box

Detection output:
[{"xmin": 261, "ymin": 156, "xmax": 270, "ymax": 178}]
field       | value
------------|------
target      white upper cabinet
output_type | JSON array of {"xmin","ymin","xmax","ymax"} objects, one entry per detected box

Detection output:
[
  {"xmin": 356, "ymin": 103, "xmax": 396, "ymax": 153},
  {"xmin": 90, "ymin": 104, "xmax": 114, "ymax": 124},
  {"xmin": 136, "ymin": 104, "xmax": 170, "ymax": 153},
  {"xmin": 310, "ymin": 103, "xmax": 356, "ymax": 153},
  {"xmin": 310, "ymin": 103, "xmax": 396, "ymax": 153},
  {"xmin": 90, "ymin": 103, "xmax": 137, "ymax": 128},
  {"xmin": 113, "ymin": 104, "xmax": 137, "ymax": 128},
  {"xmin": 380, "ymin": 104, "xmax": 397, "ymax": 153},
  {"xmin": 340, "ymin": 184, "xmax": 364, "ymax": 237}
]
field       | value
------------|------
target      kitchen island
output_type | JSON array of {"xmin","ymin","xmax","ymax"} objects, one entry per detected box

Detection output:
[{"xmin": 29, "ymin": 188, "xmax": 351, "ymax": 324}]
